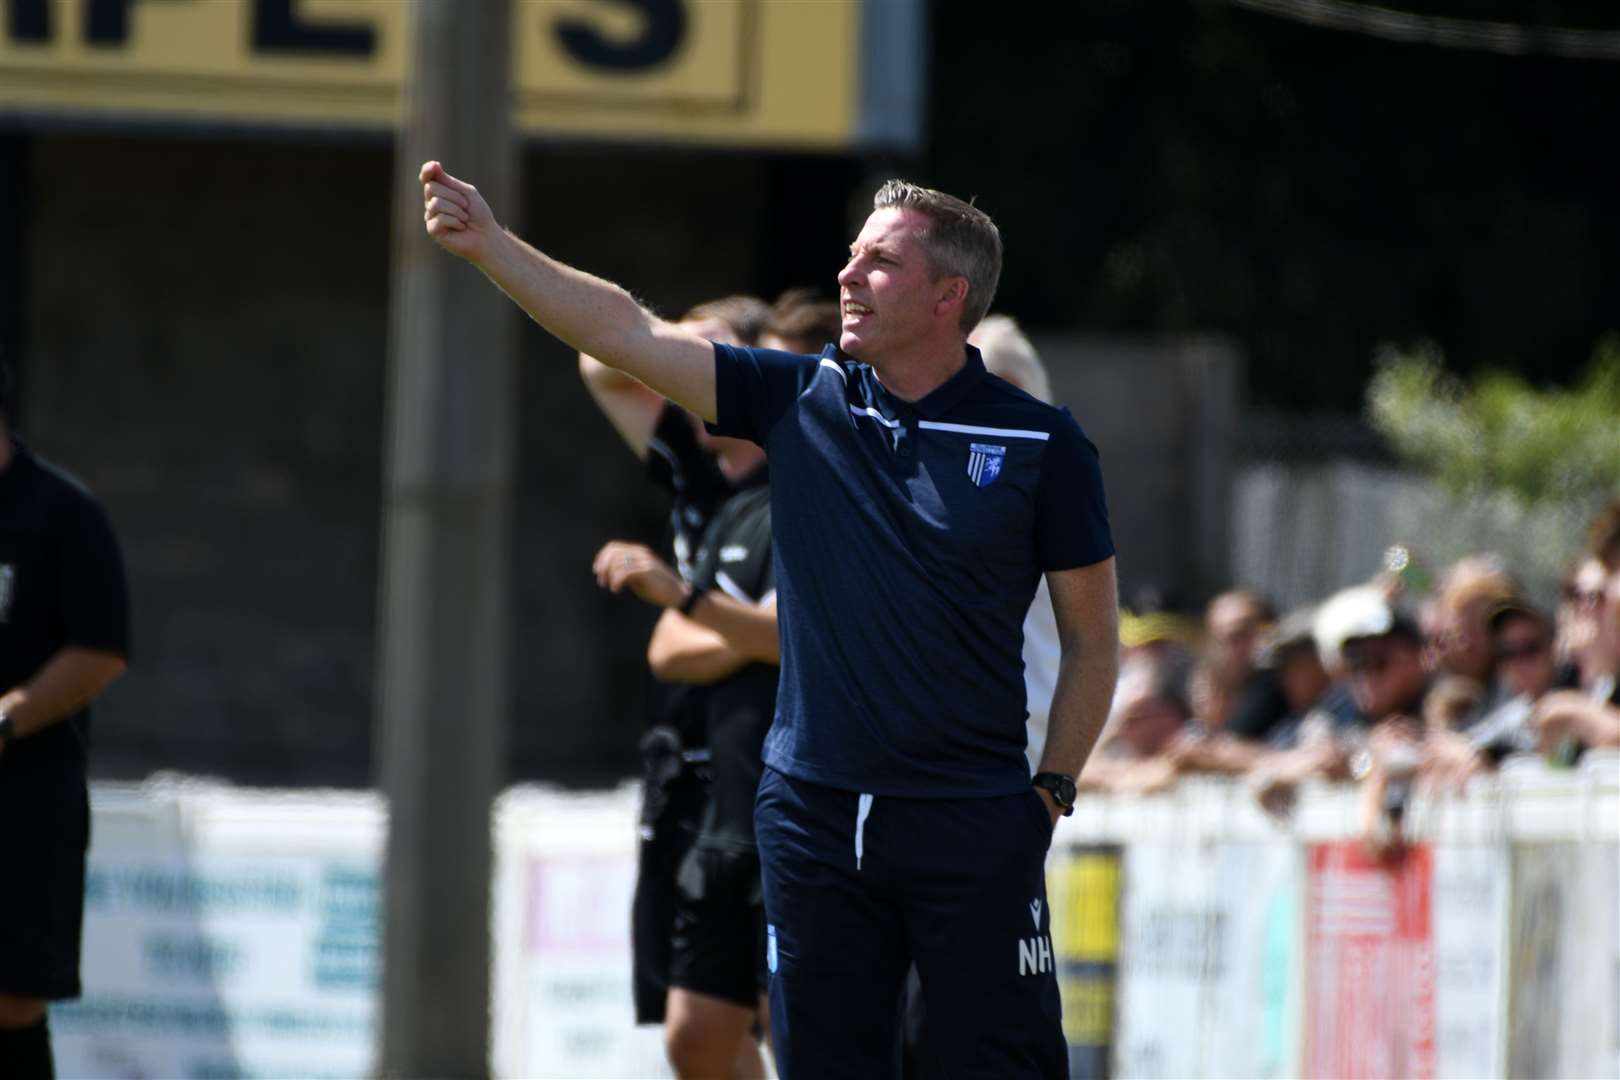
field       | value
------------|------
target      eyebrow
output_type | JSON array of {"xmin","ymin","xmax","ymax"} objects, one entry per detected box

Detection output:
[{"xmin": 850, "ymin": 241, "xmax": 899, "ymax": 258}]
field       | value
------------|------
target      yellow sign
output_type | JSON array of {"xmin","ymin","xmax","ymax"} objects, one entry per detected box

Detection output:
[
  {"xmin": 1050, "ymin": 848, "xmax": 1121, "ymax": 1049},
  {"xmin": 0, "ymin": 0, "xmax": 901, "ymax": 150},
  {"xmin": 1052, "ymin": 851, "xmax": 1120, "ymax": 962}
]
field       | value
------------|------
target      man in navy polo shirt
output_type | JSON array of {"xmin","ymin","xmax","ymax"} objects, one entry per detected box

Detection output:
[{"xmin": 421, "ymin": 162, "xmax": 1120, "ymax": 1078}]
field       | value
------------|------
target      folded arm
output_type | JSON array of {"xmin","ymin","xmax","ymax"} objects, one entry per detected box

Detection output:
[
  {"xmin": 0, "ymin": 647, "xmax": 128, "ymax": 752},
  {"xmin": 647, "ymin": 593, "xmax": 780, "ymax": 683}
]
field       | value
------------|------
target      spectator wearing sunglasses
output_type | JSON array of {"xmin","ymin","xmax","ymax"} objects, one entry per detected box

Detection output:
[
  {"xmin": 1531, "ymin": 551, "xmax": 1620, "ymax": 759},
  {"xmin": 1445, "ymin": 600, "xmax": 1565, "ymax": 766}
]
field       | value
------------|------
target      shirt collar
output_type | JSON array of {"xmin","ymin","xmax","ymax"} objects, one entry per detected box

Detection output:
[
  {"xmin": 847, "ymin": 344, "xmax": 987, "ymax": 419},
  {"xmin": 913, "ymin": 344, "xmax": 987, "ymax": 419}
]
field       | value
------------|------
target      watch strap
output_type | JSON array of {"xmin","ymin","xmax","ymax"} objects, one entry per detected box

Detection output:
[{"xmin": 1031, "ymin": 771, "xmax": 1077, "ymax": 815}]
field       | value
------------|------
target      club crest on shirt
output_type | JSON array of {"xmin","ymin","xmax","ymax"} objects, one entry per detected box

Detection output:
[{"xmin": 967, "ymin": 442, "xmax": 1006, "ymax": 488}]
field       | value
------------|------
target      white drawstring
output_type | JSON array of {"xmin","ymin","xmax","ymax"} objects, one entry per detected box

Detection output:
[{"xmin": 855, "ymin": 793, "xmax": 874, "ymax": 870}]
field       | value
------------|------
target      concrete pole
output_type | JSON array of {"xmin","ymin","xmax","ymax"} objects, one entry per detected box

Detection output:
[{"xmin": 376, "ymin": 1, "xmax": 514, "ymax": 1075}]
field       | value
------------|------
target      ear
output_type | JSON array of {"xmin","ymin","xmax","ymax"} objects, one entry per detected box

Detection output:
[{"xmin": 935, "ymin": 277, "xmax": 968, "ymax": 318}]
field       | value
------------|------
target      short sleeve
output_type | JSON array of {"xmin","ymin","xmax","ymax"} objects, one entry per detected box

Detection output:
[
  {"xmin": 708, "ymin": 343, "xmax": 820, "ymax": 446},
  {"xmin": 1033, "ymin": 409, "xmax": 1114, "ymax": 572},
  {"xmin": 60, "ymin": 495, "xmax": 131, "ymax": 659}
]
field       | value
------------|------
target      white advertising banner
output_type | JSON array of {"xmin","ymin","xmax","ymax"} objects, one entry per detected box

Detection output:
[
  {"xmin": 492, "ymin": 789, "xmax": 670, "ymax": 1079},
  {"xmin": 1431, "ymin": 845, "xmax": 1509, "ymax": 1079},
  {"xmin": 1508, "ymin": 841, "xmax": 1620, "ymax": 1080},
  {"xmin": 1113, "ymin": 842, "xmax": 1301, "ymax": 1080},
  {"xmin": 53, "ymin": 852, "xmax": 379, "ymax": 1080}
]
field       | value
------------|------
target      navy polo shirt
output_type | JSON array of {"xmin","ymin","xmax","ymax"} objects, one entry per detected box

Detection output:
[{"xmin": 709, "ymin": 342, "xmax": 1113, "ymax": 798}]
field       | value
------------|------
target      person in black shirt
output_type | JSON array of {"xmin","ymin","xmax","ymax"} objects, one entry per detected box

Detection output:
[
  {"xmin": 593, "ymin": 453, "xmax": 777, "ymax": 1078},
  {"xmin": 0, "ymin": 363, "xmax": 131, "ymax": 1080},
  {"xmin": 581, "ymin": 296, "xmax": 775, "ymax": 1074}
]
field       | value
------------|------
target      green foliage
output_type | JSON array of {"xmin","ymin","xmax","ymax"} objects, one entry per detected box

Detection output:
[{"xmin": 1367, "ymin": 338, "xmax": 1620, "ymax": 506}]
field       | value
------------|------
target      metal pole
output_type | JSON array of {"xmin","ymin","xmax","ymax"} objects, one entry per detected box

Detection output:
[{"xmin": 377, "ymin": 1, "xmax": 514, "ymax": 1075}]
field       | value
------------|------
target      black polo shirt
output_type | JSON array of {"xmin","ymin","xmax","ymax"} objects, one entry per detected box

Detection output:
[
  {"xmin": 0, "ymin": 443, "xmax": 130, "ymax": 790},
  {"xmin": 685, "ymin": 471, "xmax": 775, "ymax": 852},
  {"xmin": 646, "ymin": 402, "xmax": 729, "ymax": 583},
  {"xmin": 643, "ymin": 403, "xmax": 731, "ymax": 748},
  {"xmin": 709, "ymin": 343, "xmax": 1113, "ymax": 798}
]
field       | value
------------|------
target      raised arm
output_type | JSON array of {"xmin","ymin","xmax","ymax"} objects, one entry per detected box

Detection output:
[
  {"xmin": 422, "ymin": 161, "xmax": 717, "ymax": 422},
  {"xmin": 1037, "ymin": 558, "xmax": 1120, "ymax": 816},
  {"xmin": 578, "ymin": 352, "xmax": 665, "ymax": 460}
]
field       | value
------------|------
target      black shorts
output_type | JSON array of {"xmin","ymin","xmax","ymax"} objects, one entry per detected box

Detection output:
[
  {"xmin": 631, "ymin": 771, "xmax": 706, "ymax": 1025},
  {"xmin": 669, "ymin": 844, "xmax": 766, "ymax": 1010},
  {"xmin": 0, "ymin": 781, "xmax": 90, "ymax": 999}
]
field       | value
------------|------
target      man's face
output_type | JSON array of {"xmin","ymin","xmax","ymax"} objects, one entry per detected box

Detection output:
[
  {"xmin": 1434, "ymin": 596, "xmax": 1495, "ymax": 680},
  {"xmin": 1277, "ymin": 651, "xmax": 1330, "ymax": 713},
  {"xmin": 1115, "ymin": 691, "xmax": 1186, "ymax": 757},
  {"xmin": 1207, "ymin": 596, "xmax": 1266, "ymax": 679},
  {"xmin": 1491, "ymin": 614, "xmax": 1556, "ymax": 699},
  {"xmin": 1343, "ymin": 635, "xmax": 1427, "ymax": 720},
  {"xmin": 836, "ymin": 207, "xmax": 949, "ymax": 360}
]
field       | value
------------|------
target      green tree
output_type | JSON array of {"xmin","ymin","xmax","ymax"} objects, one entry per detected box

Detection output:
[{"xmin": 1367, "ymin": 338, "xmax": 1620, "ymax": 508}]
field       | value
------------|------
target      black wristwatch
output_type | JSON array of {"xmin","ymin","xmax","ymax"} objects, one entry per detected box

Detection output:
[{"xmin": 1031, "ymin": 772, "xmax": 1077, "ymax": 816}]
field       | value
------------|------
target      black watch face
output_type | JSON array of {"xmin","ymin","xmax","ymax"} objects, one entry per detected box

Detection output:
[{"xmin": 1037, "ymin": 773, "xmax": 1075, "ymax": 806}]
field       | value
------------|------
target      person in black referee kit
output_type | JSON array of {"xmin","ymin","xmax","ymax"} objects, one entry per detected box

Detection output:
[
  {"xmin": 580, "ymin": 295, "xmax": 768, "ymax": 1063},
  {"xmin": 421, "ymin": 161, "xmax": 1120, "ymax": 1079},
  {"xmin": 592, "ymin": 430, "xmax": 777, "ymax": 1078},
  {"xmin": 0, "ymin": 360, "xmax": 131, "ymax": 1080}
]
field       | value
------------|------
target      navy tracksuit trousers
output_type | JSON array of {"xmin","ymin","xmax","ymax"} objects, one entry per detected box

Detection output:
[{"xmin": 755, "ymin": 766, "xmax": 1067, "ymax": 1079}]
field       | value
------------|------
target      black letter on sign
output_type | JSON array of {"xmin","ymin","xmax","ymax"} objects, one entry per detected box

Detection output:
[
  {"xmin": 9, "ymin": 0, "xmax": 50, "ymax": 42},
  {"xmin": 556, "ymin": 0, "xmax": 685, "ymax": 71},
  {"xmin": 253, "ymin": 0, "xmax": 374, "ymax": 55},
  {"xmin": 85, "ymin": 0, "xmax": 133, "ymax": 44}
]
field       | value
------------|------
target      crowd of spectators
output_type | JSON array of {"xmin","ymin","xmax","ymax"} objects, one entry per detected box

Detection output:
[{"xmin": 1079, "ymin": 501, "xmax": 1620, "ymax": 853}]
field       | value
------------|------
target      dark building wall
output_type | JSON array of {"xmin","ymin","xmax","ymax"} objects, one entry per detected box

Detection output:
[
  {"xmin": 18, "ymin": 132, "xmax": 809, "ymax": 788},
  {"xmin": 14, "ymin": 131, "xmax": 1243, "ymax": 791}
]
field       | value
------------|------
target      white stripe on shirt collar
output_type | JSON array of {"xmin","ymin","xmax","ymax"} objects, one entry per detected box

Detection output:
[
  {"xmin": 849, "ymin": 404, "xmax": 902, "ymax": 429},
  {"xmin": 819, "ymin": 357, "xmax": 847, "ymax": 381},
  {"xmin": 917, "ymin": 420, "xmax": 1050, "ymax": 441}
]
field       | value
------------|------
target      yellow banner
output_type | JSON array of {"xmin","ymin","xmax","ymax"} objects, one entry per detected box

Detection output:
[
  {"xmin": 0, "ymin": 0, "xmax": 879, "ymax": 150},
  {"xmin": 1053, "ymin": 851, "xmax": 1120, "ymax": 963}
]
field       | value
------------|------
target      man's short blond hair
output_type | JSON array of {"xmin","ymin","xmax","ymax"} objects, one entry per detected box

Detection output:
[
  {"xmin": 970, "ymin": 314, "xmax": 1052, "ymax": 404},
  {"xmin": 872, "ymin": 180, "xmax": 1002, "ymax": 332}
]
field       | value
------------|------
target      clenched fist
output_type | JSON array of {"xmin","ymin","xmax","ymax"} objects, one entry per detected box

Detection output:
[{"xmin": 420, "ymin": 160, "xmax": 498, "ymax": 264}]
